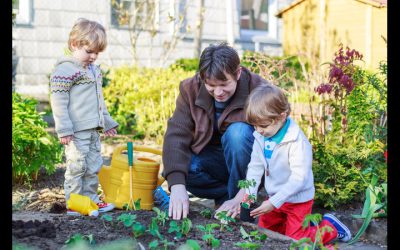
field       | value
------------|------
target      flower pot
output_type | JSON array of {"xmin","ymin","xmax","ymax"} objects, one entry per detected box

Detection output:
[{"xmin": 240, "ymin": 206, "xmax": 255, "ymax": 223}]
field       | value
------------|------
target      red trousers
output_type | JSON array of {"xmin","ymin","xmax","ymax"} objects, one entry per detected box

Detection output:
[{"xmin": 258, "ymin": 199, "xmax": 338, "ymax": 244}]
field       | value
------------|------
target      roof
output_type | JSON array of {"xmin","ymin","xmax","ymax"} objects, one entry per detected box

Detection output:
[{"xmin": 276, "ymin": 0, "xmax": 387, "ymax": 18}]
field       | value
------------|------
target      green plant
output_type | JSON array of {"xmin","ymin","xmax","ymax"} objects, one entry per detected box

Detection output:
[
  {"xmin": 100, "ymin": 214, "xmax": 114, "ymax": 228},
  {"xmin": 153, "ymin": 207, "xmax": 169, "ymax": 226},
  {"xmin": 65, "ymin": 233, "xmax": 95, "ymax": 246},
  {"xmin": 103, "ymin": 66, "xmax": 195, "ymax": 142},
  {"xmin": 170, "ymin": 58, "xmax": 199, "ymax": 72},
  {"xmin": 215, "ymin": 210, "xmax": 236, "ymax": 232},
  {"xmin": 147, "ymin": 218, "xmax": 163, "ymax": 240},
  {"xmin": 348, "ymin": 174, "xmax": 387, "ymax": 244},
  {"xmin": 289, "ymin": 214, "xmax": 333, "ymax": 250},
  {"xmin": 196, "ymin": 223, "xmax": 220, "ymax": 248},
  {"xmin": 168, "ymin": 218, "xmax": 192, "ymax": 239},
  {"xmin": 238, "ymin": 179, "xmax": 257, "ymax": 208},
  {"xmin": 199, "ymin": 208, "xmax": 213, "ymax": 219},
  {"xmin": 117, "ymin": 213, "xmax": 137, "ymax": 227},
  {"xmin": 300, "ymin": 46, "xmax": 387, "ymax": 209},
  {"xmin": 149, "ymin": 239, "xmax": 175, "ymax": 250},
  {"xmin": 122, "ymin": 198, "xmax": 141, "ymax": 211},
  {"xmin": 178, "ymin": 239, "xmax": 201, "ymax": 250},
  {"xmin": 132, "ymin": 222, "xmax": 146, "ymax": 238},
  {"xmin": 239, "ymin": 226, "xmax": 267, "ymax": 242},
  {"xmin": 12, "ymin": 93, "xmax": 63, "ymax": 184}
]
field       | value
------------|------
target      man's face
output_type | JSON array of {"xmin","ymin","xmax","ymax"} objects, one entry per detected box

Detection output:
[{"xmin": 204, "ymin": 68, "xmax": 241, "ymax": 102}]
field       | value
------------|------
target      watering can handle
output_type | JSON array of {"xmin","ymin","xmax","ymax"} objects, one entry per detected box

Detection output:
[
  {"xmin": 127, "ymin": 142, "xmax": 133, "ymax": 167},
  {"xmin": 113, "ymin": 145, "xmax": 163, "ymax": 157}
]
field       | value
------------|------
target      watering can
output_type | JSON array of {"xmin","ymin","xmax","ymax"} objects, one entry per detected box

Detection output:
[{"xmin": 98, "ymin": 145, "xmax": 165, "ymax": 210}]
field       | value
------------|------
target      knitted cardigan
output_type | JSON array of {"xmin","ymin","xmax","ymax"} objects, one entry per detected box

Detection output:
[{"xmin": 49, "ymin": 56, "xmax": 118, "ymax": 137}]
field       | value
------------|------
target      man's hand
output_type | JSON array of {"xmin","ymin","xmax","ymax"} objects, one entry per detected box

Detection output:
[
  {"xmin": 215, "ymin": 189, "xmax": 245, "ymax": 219},
  {"xmin": 215, "ymin": 199, "xmax": 241, "ymax": 219},
  {"xmin": 250, "ymin": 199, "xmax": 275, "ymax": 218},
  {"xmin": 60, "ymin": 135, "xmax": 73, "ymax": 145},
  {"xmin": 104, "ymin": 128, "xmax": 117, "ymax": 137},
  {"xmin": 169, "ymin": 184, "xmax": 189, "ymax": 220}
]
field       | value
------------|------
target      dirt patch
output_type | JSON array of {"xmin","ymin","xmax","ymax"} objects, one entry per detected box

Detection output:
[{"xmin": 12, "ymin": 140, "xmax": 387, "ymax": 249}]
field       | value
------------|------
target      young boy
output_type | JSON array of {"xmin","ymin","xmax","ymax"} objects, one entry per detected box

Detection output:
[
  {"xmin": 49, "ymin": 18, "xmax": 118, "ymax": 216},
  {"xmin": 220, "ymin": 84, "xmax": 352, "ymax": 245}
]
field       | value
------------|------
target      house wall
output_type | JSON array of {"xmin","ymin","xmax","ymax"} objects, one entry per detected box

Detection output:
[
  {"xmin": 14, "ymin": 0, "xmax": 286, "ymax": 101},
  {"xmin": 280, "ymin": 0, "xmax": 386, "ymax": 71}
]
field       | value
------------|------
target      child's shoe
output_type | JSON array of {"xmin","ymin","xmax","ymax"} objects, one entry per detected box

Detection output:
[
  {"xmin": 97, "ymin": 201, "xmax": 115, "ymax": 213},
  {"xmin": 323, "ymin": 213, "xmax": 352, "ymax": 242}
]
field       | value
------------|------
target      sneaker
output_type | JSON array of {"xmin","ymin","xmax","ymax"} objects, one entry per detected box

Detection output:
[
  {"xmin": 323, "ymin": 213, "xmax": 352, "ymax": 242},
  {"xmin": 66, "ymin": 209, "xmax": 81, "ymax": 216},
  {"xmin": 97, "ymin": 201, "xmax": 115, "ymax": 213}
]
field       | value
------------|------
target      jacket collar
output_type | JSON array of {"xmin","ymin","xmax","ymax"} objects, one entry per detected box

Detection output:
[
  {"xmin": 195, "ymin": 67, "xmax": 251, "ymax": 115},
  {"xmin": 253, "ymin": 117, "xmax": 300, "ymax": 144}
]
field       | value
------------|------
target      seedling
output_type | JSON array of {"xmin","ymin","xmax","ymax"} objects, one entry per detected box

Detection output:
[
  {"xmin": 196, "ymin": 223, "xmax": 220, "ymax": 248},
  {"xmin": 181, "ymin": 239, "xmax": 201, "ymax": 250},
  {"xmin": 239, "ymin": 226, "xmax": 267, "ymax": 242},
  {"xmin": 122, "ymin": 198, "xmax": 141, "ymax": 211},
  {"xmin": 238, "ymin": 179, "xmax": 257, "ymax": 208},
  {"xmin": 168, "ymin": 218, "xmax": 192, "ymax": 239},
  {"xmin": 100, "ymin": 214, "xmax": 114, "ymax": 228},
  {"xmin": 132, "ymin": 222, "xmax": 146, "ymax": 238},
  {"xmin": 149, "ymin": 239, "xmax": 175, "ymax": 250},
  {"xmin": 147, "ymin": 217, "xmax": 163, "ymax": 240},
  {"xmin": 290, "ymin": 213, "xmax": 333, "ymax": 250},
  {"xmin": 199, "ymin": 208, "xmax": 213, "ymax": 219},
  {"xmin": 65, "ymin": 233, "xmax": 95, "ymax": 246},
  {"xmin": 215, "ymin": 210, "xmax": 236, "ymax": 232},
  {"xmin": 153, "ymin": 206, "xmax": 169, "ymax": 226},
  {"xmin": 117, "ymin": 213, "xmax": 137, "ymax": 227}
]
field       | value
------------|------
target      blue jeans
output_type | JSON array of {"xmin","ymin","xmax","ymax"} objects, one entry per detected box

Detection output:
[{"xmin": 186, "ymin": 122, "xmax": 255, "ymax": 205}]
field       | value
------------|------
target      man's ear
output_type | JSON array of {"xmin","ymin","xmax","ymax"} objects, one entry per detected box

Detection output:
[{"xmin": 236, "ymin": 67, "xmax": 242, "ymax": 81}]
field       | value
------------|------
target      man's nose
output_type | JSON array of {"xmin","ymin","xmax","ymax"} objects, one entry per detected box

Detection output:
[{"xmin": 214, "ymin": 87, "xmax": 223, "ymax": 95}]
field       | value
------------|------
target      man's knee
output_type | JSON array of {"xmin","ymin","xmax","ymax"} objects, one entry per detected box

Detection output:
[{"xmin": 221, "ymin": 122, "xmax": 254, "ymax": 150}]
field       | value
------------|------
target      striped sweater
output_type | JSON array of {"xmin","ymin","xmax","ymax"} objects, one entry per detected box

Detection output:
[{"xmin": 49, "ymin": 56, "xmax": 118, "ymax": 137}]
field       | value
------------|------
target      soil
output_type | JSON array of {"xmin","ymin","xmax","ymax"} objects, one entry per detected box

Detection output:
[{"xmin": 12, "ymin": 137, "xmax": 387, "ymax": 250}]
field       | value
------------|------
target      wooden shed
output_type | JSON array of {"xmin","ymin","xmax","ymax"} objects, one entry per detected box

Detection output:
[{"xmin": 276, "ymin": 0, "xmax": 387, "ymax": 71}]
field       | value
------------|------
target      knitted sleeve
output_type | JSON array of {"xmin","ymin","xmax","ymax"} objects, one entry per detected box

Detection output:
[{"xmin": 49, "ymin": 64, "xmax": 83, "ymax": 137}]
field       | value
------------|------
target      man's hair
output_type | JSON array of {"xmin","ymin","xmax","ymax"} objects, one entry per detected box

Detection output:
[
  {"xmin": 68, "ymin": 18, "xmax": 107, "ymax": 52},
  {"xmin": 245, "ymin": 84, "xmax": 291, "ymax": 125},
  {"xmin": 198, "ymin": 42, "xmax": 240, "ymax": 81}
]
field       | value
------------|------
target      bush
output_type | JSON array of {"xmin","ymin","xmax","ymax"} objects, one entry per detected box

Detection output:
[
  {"xmin": 169, "ymin": 58, "xmax": 199, "ymax": 72},
  {"xmin": 103, "ymin": 66, "xmax": 195, "ymax": 142},
  {"xmin": 12, "ymin": 93, "xmax": 63, "ymax": 184},
  {"xmin": 303, "ymin": 46, "xmax": 387, "ymax": 209}
]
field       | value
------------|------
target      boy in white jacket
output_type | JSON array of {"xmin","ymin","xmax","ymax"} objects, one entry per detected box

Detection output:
[{"xmin": 216, "ymin": 84, "xmax": 351, "ymax": 245}]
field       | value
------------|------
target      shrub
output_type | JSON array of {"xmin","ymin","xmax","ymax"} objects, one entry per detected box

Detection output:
[
  {"xmin": 169, "ymin": 58, "xmax": 199, "ymax": 72},
  {"xmin": 12, "ymin": 93, "xmax": 63, "ymax": 184},
  {"xmin": 303, "ymin": 45, "xmax": 387, "ymax": 209},
  {"xmin": 103, "ymin": 66, "xmax": 195, "ymax": 142}
]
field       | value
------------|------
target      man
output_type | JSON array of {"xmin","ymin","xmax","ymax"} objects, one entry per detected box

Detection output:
[{"xmin": 162, "ymin": 43, "xmax": 269, "ymax": 220}]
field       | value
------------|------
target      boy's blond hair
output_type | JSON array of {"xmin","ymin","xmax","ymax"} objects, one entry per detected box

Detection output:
[
  {"xmin": 68, "ymin": 18, "xmax": 107, "ymax": 52},
  {"xmin": 245, "ymin": 84, "xmax": 291, "ymax": 125}
]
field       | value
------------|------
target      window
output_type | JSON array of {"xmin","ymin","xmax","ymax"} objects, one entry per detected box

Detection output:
[
  {"xmin": 14, "ymin": 0, "xmax": 33, "ymax": 25},
  {"xmin": 111, "ymin": 0, "xmax": 159, "ymax": 30},
  {"xmin": 240, "ymin": 0, "xmax": 268, "ymax": 31}
]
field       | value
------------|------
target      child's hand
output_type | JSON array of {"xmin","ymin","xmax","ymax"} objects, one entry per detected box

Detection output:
[
  {"xmin": 60, "ymin": 135, "xmax": 73, "ymax": 145},
  {"xmin": 250, "ymin": 200, "xmax": 275, "ymax": 218},
  {"xmin": 104, "ymin": 128, "xmax": 117, "ymax": 137}
]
